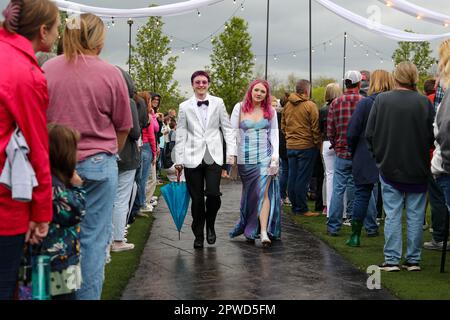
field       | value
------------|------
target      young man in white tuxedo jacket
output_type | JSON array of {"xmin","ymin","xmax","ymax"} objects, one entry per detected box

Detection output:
[{"xmin": 174, "ymin": 70, "xmax": 236, "ymax": 249}]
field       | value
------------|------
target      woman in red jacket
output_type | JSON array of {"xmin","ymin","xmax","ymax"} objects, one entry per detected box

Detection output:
[{"xmin": 0, "ymin": 0, "xmax": 59, "ymax": 299}]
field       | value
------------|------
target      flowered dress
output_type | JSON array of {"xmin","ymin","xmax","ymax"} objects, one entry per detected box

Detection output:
[{"xmin": 40, "ymin": 175, "xmax": 86, "ymax": 297}]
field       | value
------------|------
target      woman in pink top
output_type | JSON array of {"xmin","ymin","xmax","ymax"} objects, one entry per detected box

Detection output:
[
  {"xmin": 0, "ymin": 0, "xmax": 59, "ymax": 300},
  {"xmin": 137, "ymin": 92, "xmax": 157, "ymax": 213},
  {"xmin": 43, "ymin": 13, "xmax": 132, "ymax": 300}
]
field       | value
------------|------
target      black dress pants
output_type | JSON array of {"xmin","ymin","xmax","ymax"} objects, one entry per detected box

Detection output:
[{"xmin": 184, "ymin": 161, "xmax": 222, "ymax": 240}]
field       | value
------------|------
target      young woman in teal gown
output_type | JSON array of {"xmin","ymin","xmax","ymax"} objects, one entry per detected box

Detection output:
[{"xmin": 229, "ymin": 80, "xmax": 281, "ymax": 246}]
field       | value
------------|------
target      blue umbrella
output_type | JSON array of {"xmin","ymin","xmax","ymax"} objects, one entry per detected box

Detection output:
[{"xmin": 161, "ymin": 180, "xmax": 190, "ymax": 240}]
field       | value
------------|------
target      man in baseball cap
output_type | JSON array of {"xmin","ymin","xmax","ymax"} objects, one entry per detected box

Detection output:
[{"xmin": 326, "ymin": 70, "xmax": 364, "ymax": 236}]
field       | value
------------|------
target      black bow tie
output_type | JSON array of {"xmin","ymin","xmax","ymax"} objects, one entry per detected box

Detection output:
[{"xmin": 197, "ymin": 100, "xmax": 209, "ymax": 107}]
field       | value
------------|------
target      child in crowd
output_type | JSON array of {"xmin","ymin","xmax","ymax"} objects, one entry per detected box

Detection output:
[
  {"xmin": 165, "ymin": 118, "xmax": 185, "ymax": 182},
  {"xmin": 40, "ymin": 124, "xmax": 86, "ymax": 299}
]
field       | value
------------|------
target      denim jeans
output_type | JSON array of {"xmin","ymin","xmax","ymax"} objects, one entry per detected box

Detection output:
[
  {"xmin": 287, "ymin": 148, "xmax": 318, "ymax": 214},
  {"xmin": 380, "ymin": 177, "xmax": 426, "ymax": 265},
  {"xmin": 75, "ymin": 153, "xmax": 118, "ymax": 300},
  {"xmin": 327, "ymin": 157, "xmax": 355, "ymax": 233},
  {"xmin": 112, "ymin": 169, "xmax": 137, "ymax": 241},
  {"xmin": 351, "ymin": 183, "xmax": 379, "ymax": 235},
  {"xmin": 0, "ymin": 234, "xmax": 25, "ymax": 300},
  {"xmin": 429, "ymin": 175, "xmax": 449, "ymax": 242},
  {"xmin": 139, "ymin": 143, "xmax": 153, "ymax": 207},
  {"xmin": 279, "ymin": 158, "xmax": 289, "ymax": 200}
]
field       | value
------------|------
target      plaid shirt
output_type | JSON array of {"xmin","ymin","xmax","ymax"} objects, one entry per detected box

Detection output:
[
  {"xmin": 327, "ymin": 88, "xmax": 363, "ymax": 159},
  {"xmin": 435, "ymin": 84, "xmax": 445, "ymax": 111}
]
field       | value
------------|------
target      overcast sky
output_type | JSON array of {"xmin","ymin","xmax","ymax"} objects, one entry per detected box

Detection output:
[{"xmin": 1, "ymin": 0, "xmax": 449, "ymax": 95}]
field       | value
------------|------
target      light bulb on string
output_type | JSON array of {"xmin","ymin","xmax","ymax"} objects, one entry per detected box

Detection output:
[
  {"xmin": 312, "ymin": 47, "xmax": 315, "ymax": 53},
  {"xmin": 353, "ymin": 42, "xmax": 357, "ymax": 48},
  {"xmin": 169, "ymin": 36, "xmax": 173, "ymax": 42},
  {"xmin": 107, "ymin": 22, "xmax": 111, "ymax": 29},
  {"xmin": 329, "ymin": 40, "xmax": 333, "ymax": 46},
  {"xmin": 195, "ymin": 44, "xmax": 199, "ymax": 51},
  {"xmin": 111, "ymin": 17, "xmax": 115, "ymax": 27},
  {"xmin": 376, "ymin": 51, "xmax": 380, "ymax": 56},
  {"xmin": 293, "ymin": 52, "xmax": 297, "ymax": 58},
  {"xmin": 365, "ymin": 50, "xmax": 369, "ymax": 57},
  {"xmin": 240, "ymin": 3, "xmax": 244, "ymax": 11},
  {"xmin": 233, "ymin": 0, "xmax": 236, "ymax": 4},
  {"xmin": 182, "ymin": 48, "xmax": 185, "ymax": 54},
  {"xmin": 197, "ymin": 10, "xmax": 201, "ymax": 17},
  {"xmin": 380, "ymin": 58, "xmax": 384, "ymax": 64},
  {"xmin": 191, "ymin": 44, "xmax": 195, "ymax": 50},
  {"xmin": 274, "ymin": 55, "xmax": 278, "ymax": 62}
]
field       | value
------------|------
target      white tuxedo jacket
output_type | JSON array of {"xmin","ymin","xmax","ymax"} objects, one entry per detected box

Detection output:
[{"xmin": 174, "ymin": 94, "xmax": 236, "ymax": 168}]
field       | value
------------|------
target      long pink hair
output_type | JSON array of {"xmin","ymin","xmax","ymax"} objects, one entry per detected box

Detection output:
[{"xmin": 241, "ymin": 79, "xmax": 273, "ymax": 120}]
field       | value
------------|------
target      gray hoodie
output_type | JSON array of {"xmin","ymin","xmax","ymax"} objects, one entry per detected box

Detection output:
[{"xmin": 432, "ymin": 87, "xmax": 450, "ymax": 175}]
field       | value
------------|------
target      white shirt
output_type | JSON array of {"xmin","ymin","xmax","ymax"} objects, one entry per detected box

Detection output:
[{"xmin": 197, "ymin": 100, "xmax": 209, "ymax": 128}]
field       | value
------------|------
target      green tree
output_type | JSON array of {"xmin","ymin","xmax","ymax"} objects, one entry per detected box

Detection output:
[
  {"xmin": 392, "ymin": 30, "xmax": 437, "ymax": 78},
  {"xmin": 130, "ymin": 15, "xmax": 181, "ymax": 111},
  {"xmin": 208, "ymin": 17, "xmax": 254, "ymax": 113}
]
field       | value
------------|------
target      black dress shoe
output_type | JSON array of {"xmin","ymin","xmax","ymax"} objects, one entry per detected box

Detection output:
[
  {"xmin": 206, "ymin": 227, "xmax": 216, "ymax": 245},
  {"xmin": 193, "ymin": 238, "xmax": 204, "ymax": 249}
]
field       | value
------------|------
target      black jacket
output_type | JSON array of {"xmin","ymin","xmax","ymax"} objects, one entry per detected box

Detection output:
[
  {"xmin": 365, "ymin": 90, "xmax": 435, "ymax": 184},
  {"xmin": 117, "ymin": 67, "xmax": 141, "ymax": 172},
  {"xmin": 347, "ymin": 94, "xmax": 378, "ymax": 185},
  {"xmin": 276, "ymin": 110, "xmax": 287, "ymax": 160}
]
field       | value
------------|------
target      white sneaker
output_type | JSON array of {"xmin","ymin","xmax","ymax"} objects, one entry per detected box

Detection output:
[
  {"xmin": 140, "ymin": 204, "xmax": 153, "ymax": 213},
  {"xmin": 343, "ymin": 218, "xmax": 352, "ymax": 227},
  {"xmin": 111, "ymin": 241, "xmax": 135, "ymax": 252},
  {"xmin": 149, "ymin": 199, "xmax": 158, "ymax": 207}
]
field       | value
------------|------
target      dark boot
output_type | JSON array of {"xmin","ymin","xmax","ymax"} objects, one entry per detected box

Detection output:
[{"xmin": 346, "ymin": 219, "xmax": 363, "ymax": 247}]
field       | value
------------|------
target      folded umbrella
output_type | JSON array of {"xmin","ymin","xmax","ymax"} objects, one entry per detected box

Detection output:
[{"xmin": 161, "ymin": 180, "xmax": 190, "ymax": 240}]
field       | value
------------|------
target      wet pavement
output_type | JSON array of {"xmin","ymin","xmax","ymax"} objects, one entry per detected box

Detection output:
[{"xmin": 122, "ymin": 180, "xmax": 395, "ymax": 300}]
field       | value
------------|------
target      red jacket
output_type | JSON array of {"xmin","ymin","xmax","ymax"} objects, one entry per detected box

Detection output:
[{"xmin": 0, "ymin": 29, "xmax": 53, "ymax": 235}]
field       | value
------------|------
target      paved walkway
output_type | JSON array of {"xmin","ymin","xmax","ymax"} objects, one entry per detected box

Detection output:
[{"xmin": 122, "ymin": 180, "xmax": 395, "ymax": 300}]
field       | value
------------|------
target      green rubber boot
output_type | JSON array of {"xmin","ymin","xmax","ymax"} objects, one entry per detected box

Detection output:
[{"xmin": 345, "ymin": 219, "xmax": 363, "ymax": 247}]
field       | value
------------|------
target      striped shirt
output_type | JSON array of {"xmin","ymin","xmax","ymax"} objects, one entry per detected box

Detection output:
[{"xmin": 327, "ymin": 88, "xmax": 363, "ymax": 159}]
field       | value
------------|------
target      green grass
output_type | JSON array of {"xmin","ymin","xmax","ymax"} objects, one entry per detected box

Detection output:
[
  {"xmin": 101, "ymin": 186, "xmax": 161, "ymax": 300},
  {"xmin": 288, "ymin": 203, "xmax": 450, "ymax": 300}
]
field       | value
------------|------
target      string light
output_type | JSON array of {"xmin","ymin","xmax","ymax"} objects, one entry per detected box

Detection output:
[
  {"xmin": 182, "ymin": 48, "xmax": 185, "ymax": 54},
  {"xmin": 111, "ymin": 17, "xmax": 115, "ymax": 27},
  {"xmin": 197, "ymin": 10, "xmax": 201, "ymax": 17},
  {"xmin": 240, "ymin": 3, "xmax": 244, "ymax": 11},
  {"xmin": 292, "ymin": 52, "xmax": 297, "ymax": 58},
  {"xmin": 273, "ymin": 55, "xmax": 278, "ymax": 61},
  {"xmin": 312, "ymin": 47, "xmax": 315, "ymax": 53},
  {"xmin": 385, "ymin": 1, "xmax": 393, "ymax": 7},
  {"xmin": 416, "ymin": 15, "xmax": 422, "ymax": 20},
  {"xmin": 329, "ymin": 40, "xmax": 333, "ymax": 46}
]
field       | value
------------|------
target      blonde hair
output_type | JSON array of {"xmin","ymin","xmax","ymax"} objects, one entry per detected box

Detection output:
[
  {"xmin": 324, "ymin": 83, "xmax": 341, "ymax": 102},
  {"xmin": 368, "ymin": 70, "xmax": 394, "ymax": 95},
  {"xmin": 438, "ymin": 39, "xmax": 450, "ymax": 87},
  {"xmin": 1, "ymin": 0, "xmax": 58, "ymax": 41},
  {"xmin": 393, "ymin": 61, "xmax": 419, "ymax": 91},
  {"xmin": 63, "ymin": 13, "xmax": 105, "ymax": 61}
]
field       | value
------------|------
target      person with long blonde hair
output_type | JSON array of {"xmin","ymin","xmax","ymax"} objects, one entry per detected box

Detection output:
[
  {"xmin": 366, "ymin": 62, "xmax": 435, "ymax": 272},
  {"xmin": 43, "ymin": 13, "xmax": 133, "ymax": 299},
  {"xmin": 430, "ymin": 39, "xmax": 450, "ymax": 251},
  {"xmin": 346, "ymin": 70, "xmax": 394, "ymax": 247}
]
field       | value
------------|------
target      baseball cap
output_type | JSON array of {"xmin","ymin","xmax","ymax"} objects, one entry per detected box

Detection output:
[{"xmin": 344, "ymin": 70, "xmax": 362, "ymax": 84}]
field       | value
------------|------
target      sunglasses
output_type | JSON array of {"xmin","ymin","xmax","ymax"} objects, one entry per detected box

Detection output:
[{"xmin": 194, "ymin": 80, "xmax": 208, "ymax": 85}]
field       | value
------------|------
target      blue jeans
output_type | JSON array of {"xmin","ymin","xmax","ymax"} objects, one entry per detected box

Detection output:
[
  {"xmin": 327, "ymin": 157, "xmax": 355, "ymax": 233},
  {"xmin": 287, "ymin": 148, "xmax": 318, "ymax": 214},
  {"xmin": 352, "ymin": 183, "xmax": 379, "ymax": 234},
  {"xmin": 139, "ymin": 143, "xmax": 153, "ymax": 207},
  {"xmin": 381, "ymin": 177, "xmax": 426, "ymax": 265},
  {"xmin": 279, "ymin": 158, "xmax": 289, "ymax": 200},
  {"xmin": 75, "ymin": 153, "xmax": 118, "ymax": 300},
  {"xmin": 0, "ymin": 234, "xmax": 25, "ymax": 300},
  {"xmin": 112, "ymin": 169, "xmax": 137, "ymax": 241}
]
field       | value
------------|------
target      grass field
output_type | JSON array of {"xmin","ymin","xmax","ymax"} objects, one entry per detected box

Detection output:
[{"xmin": 289, "ymin": 203, "xmax": 450, "ymax": 300}]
